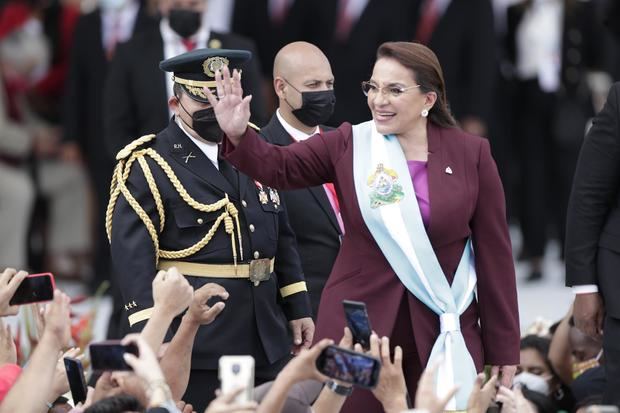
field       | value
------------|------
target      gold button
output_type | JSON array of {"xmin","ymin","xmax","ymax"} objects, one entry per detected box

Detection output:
[
  {"xmin": 253, "ymin": 251, "xmax": 260, "ymax": 259},
  {"xmin": 242, "ymin": 200, "xmax": 248, "ymax": 207},
  {"xmin": 197, "ymin": 218, "xmax": 204, "ymax": 225},
  {"xmin": 249, "ymin": 224, "xmax": 255, "ymax": 232}
]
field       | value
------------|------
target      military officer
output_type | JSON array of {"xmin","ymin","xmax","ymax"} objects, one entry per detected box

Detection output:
[{"xmin": 107, "ymin": 48, "xmax": 314, "ymax": 411}]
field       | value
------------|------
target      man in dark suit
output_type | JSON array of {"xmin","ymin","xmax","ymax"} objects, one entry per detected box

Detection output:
[
  {"xmin": 108, "ymin": 49, "xmax": 313, "ymax": 411},
  {"xmin": 63, "ymin": 0, "xmax": 158, "ymax": 335},
  {"xmin": 407, "ymin": 0, "xmax": 496, "ymax": 136},
  {"xmin": 566, "ymin": 82, "xmax": 620, "ymax": 406},
  {"xmin": 103, "ymin": 0, "xmax": 266, "ymax": 158},
  {"xmin": 261, "ymin": 41, "xmax": 341, "ymax": 317},
  {"xmin": 309, "ymin": 0, "xmax": 409, "ymax": 125}
]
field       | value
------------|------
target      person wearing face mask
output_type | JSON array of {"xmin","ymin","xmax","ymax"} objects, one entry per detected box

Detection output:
[
  {"xmin": 103, "ymin": 0, "xmax": 267, "ymax": 160},
  {"xmin": 519, "ymin": 335, "xmax": 576, "ymax": 412},
  {"xmin": 107, "ymin": 48, "xmax": 313, "ymax": 412},
  {"xmin": 258, "ymin": 42, "xmax": 340, "ymax": 318}
]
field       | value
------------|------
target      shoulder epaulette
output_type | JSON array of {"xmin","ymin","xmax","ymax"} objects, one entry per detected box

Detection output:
[{"xmin": 116, "ymin": 134, "xmax": 157, "ymax": 161}]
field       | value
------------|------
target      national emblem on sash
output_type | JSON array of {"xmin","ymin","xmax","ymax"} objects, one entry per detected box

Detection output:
[{"xmin": 367, "ymin": 163, "xmax": 404, "ymax": 208}]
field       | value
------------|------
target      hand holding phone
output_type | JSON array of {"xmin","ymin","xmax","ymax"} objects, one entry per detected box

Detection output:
[
  {"xmin": 64, "ymin": 357, "xmax": 88, "ymax": 404},
  {"xmin": 89, "ymin": 340, "xmax": 139, "ymax": 371},
  {"xmin": 0, "ymin": 269, "xmax": 30, "ymax": 316},
  {"xmin": 219, "ymin": 356, "xmax": 255, "ymax": 403},
  {"xmin": 315, "ymin": 345, "xmax": 381, "ymax": 388},
  {"xmin": 343, "ymin": 300, "xmax": 372, "ymax": 350},
  {"xmin": 9, "ymin": 272, "xmax": 55, "ymax": 306}
]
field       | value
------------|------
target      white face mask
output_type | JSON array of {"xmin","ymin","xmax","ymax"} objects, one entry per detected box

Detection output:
[
  {"xmin": 513, "ymin": 372, "xmax": 551, "ymax": 395},
  {"xmin": 99, "ymin": 0, "xmax": 128, "ymax": 11}
]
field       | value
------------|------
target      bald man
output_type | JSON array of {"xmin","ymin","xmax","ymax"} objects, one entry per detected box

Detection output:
[{"xmin": 260, "ymin": 42, "xmax": 342, "ymax": 317}]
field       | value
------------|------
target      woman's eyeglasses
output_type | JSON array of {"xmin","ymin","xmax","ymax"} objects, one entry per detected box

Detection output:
[{"xmin": 361, "ymin": 81, "xmax": 421, "ymax": 98}]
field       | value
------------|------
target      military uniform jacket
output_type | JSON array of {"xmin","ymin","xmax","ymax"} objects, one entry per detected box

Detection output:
[{"xmin": 109, "ymin": 120, "xmax": 311, "ymax": 369}]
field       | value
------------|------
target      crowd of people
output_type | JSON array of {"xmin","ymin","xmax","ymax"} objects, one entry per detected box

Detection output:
[{"xmin": 2, "ymin": 0, "xmax": 620, "ymax": 412}]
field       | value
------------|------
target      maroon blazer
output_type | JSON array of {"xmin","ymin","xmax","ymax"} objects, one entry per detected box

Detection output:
[{"xmin": 224, "ymin": 122, "xmax": 520, "ymax": 368}]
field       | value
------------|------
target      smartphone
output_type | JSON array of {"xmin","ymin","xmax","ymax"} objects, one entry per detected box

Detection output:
[
  {"xmin": 89, "ymin": 340, "xmax": 139, "ymax": 371},
  {"xmin": 64, "ymin": 357, "xmax": 88, "ymax": 404},
  {"xmin": 585, "ymin": 406, "xmax": 620, "ymax": 413},
  {"xmin": 9, "ymin": 272, "xmax": 55, "ymax": 305},
  {"xmin": 219, "ymin": 355, "xmax": 255, "ymax": 403},
  {"xmin": 315, "ymin": 345, "xmax": 381, "ymax": 389},
  {"xmin": 342, "ymin": 300, "xmax": 372, "ymax": 350}
]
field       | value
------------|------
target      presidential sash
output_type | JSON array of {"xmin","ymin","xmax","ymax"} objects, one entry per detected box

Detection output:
[{"xmin": 352, "ymin": 120, "xmax": 477, "ymax": 410}]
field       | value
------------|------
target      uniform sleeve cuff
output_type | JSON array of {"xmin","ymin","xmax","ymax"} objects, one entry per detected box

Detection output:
[{"xmin": 572, "ymin": 285, "xmax": 599, "ymax": 294}]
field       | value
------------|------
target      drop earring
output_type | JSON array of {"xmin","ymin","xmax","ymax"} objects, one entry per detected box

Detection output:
[{"xmin": 421, "ymin": 108, "xmax": 429, "ymax": 117}]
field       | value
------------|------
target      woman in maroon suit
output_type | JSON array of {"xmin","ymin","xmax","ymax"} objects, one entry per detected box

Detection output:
[{"xmin": 207, "ymin": 42, "xmax": 519, "ymax": 412}]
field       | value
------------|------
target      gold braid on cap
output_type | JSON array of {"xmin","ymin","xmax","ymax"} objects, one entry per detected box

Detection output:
[{"xmin": 106, "ymin": 135, "xmax": 244, "ymax": 267}]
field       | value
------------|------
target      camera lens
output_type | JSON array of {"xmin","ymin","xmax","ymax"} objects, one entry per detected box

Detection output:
[{"xmin": 232, "ymin": 364, "xmax": 241, "ymax": 375}]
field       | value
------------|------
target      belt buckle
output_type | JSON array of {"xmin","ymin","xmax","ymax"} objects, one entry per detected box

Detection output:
[{"xmin": 249, "ymin": 258, "xmax": 271, "ymax": 286}]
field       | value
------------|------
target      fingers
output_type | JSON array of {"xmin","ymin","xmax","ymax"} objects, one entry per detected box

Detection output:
[
  {"xmin": 232, "ymin": 69, "xmax": 243, "ymax": 98},
  {"xmin": 369, "ymin": 333, "xmax": 380, "ymax": 358},
  {"xmin": 122, "ymin": 352, "xmax": 139, "ymax": 369},
  {"xmin": 203, "ymin": 301, "xmax": 226, "ymax": 323},
  {"xmin": 339, "ymin": 326, "xmax": 353, "ymax": 349},
  {"xmin": 291, "ymin": 322, "xmax": 302, "ymax": 346},
  {"xmin": 204, "ymin": 86, "xmax": 218, "ymax": 108},
  {"xmin": 6, "ymin": 270, "xmax": 27, "ymax": 293},
  {"xmin": 499, "ymin": 367, "xmax": 515, "ymax": 388},
  {"xmin": 222, "ymin": 66, "xmax": 233, "ymax": 97},
  {"xmin": 215, "ymin": 69, "xmax": 225, "ymax": 101},
  {"xmin": 490, "ymin": 365, "xmax": 500, "ymax": 379},
  {"xmin": 380, "ymin": 336, "xmax": 391, "ymax": 364},
  {"xmin": 195, "ymin": 283, "xmax": 229, "ymax": 301},
  {"xmin": 0, "ymin": 268, "xmax": 16, "ymax": 285},
  {"xmin": 217, "ymin": 386, "xmax": 246, "ymax": 404},
  {"xmin": 302, "ymin": 322, "xmax": 315, "ymax": 349},
  {"xmin": 393, "ymin": 345, "xmax": 403, "ymax": 369},
  {"xmin": 438, "ymin": 385, "xmax": 460, "ymax": 410},
  {"xmin": 153, "ymin": 270, "xmax": 166, "ymax": 284}
]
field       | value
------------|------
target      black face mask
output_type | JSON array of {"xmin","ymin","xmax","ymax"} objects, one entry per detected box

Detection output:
[
  {"xmin": 177, "ymin": 98, "xmax": 224, "ymax": 143},
  {"xmin": 168, "ymin": 8, "xmax": 201, "ymax": 38},
  {"xmin": 284, "ymin": 80, "xmax": 336, "ymax": 126}
]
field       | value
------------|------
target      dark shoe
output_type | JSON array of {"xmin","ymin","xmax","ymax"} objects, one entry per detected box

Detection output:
[{"xmin": 526, "ymin": 270, "xmax": 543, "ymax": 282}]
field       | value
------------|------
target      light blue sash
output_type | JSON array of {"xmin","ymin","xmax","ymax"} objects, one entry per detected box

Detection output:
[{"xmin": 352, "ymin": 121, "xmax": 477, "ymax": 410}]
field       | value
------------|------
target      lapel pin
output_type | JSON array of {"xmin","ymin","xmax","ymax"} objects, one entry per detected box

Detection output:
[
  {"xmin": 445, "ymin": 166, "xmax": 453, "ymax": 175},
  {"xmin": 183, "ymin": 152, "xmax": 196, "ymax": 163}
]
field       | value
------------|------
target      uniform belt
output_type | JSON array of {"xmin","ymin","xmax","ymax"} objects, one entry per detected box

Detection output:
[{"xmin": 158, "ymin": 259, "xmax": 275, "ymax": 284}]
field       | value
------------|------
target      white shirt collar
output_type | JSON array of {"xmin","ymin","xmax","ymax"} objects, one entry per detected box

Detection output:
[
  {"xmin": 175, "ymin": 116, "xmax": 220, "ymax": 170},
  {"xmin": 276, "ymin": 109, "xmax": 320, "ymax": 142}
]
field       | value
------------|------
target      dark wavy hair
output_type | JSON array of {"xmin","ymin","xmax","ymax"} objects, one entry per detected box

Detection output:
[
  {"xmin": 84, "ymin": 394, "xmax": 143, "ymax": 413},
  {"xmin": 376, "ymin": 42, "xmax": 457, "ymax": 128}
]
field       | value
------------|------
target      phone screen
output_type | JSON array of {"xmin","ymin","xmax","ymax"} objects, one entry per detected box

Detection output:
[
  {"xmin": 64, "ymin": 357, "xmax": 87, "ymax": 404},
  {"xmin": 316, "ymin": 345, "xmax": 381, "ymax": 388},
  {"xmin": 343, "ymin": 300, "xmax": 372, "ymax": 350},
  {"xmin": 89, "ymin": 341, "xmax": 139, "ymax": 371},
  {"xmin": 9, "ymin": 273, "xmax": 55, "ymax": 305}
]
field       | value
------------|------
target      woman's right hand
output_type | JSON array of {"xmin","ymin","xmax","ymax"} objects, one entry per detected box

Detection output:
[{"xmin": 205, "ymin": 66, "xmax": 252, "ymax": 146}]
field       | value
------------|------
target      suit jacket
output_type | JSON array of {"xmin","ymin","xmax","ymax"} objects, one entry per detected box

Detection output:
[
  {"xmin": 110, "ymin": 120, "xmax": 311, "ymax": 369},
  {"xmin": 231, "ymin": 0, "xmax": 316, "ymax": 78},
  {"xmin": 223, "ymin": 122, "xmax": 520, "ymax": 368},
  {"xmin": 260, "ymin": 115, "xmax": 341, "ymax": 317},
  {"xmin": 309, "ymin": 0, "xmax": 410, "ymax": 125},
  {"xmin": 407, "ymin": 0, "xmax": 497, "ymax": 125},
  {"xmin": 63, "ymin": 6, "xmax": 157, "ymax": 164},
  {"xmin": 566, "ymin": 83, "xmax": 620, "ymax": 318},
  {"xmin": 103, "ymin": 26, "xmax": 266, "ymax": 158}
]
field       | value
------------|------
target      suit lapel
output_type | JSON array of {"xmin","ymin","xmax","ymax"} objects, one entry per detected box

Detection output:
[
  {"xmin": 426, "ymin": 122, "xmax": 443, "ymax": 243},
  {"xmin": 262, "ymin": 115, "xmax": 341, "ymax": 233},
  {"xmin": 165, "ymin": 121, "xmax": 238, "ymax": 198}
]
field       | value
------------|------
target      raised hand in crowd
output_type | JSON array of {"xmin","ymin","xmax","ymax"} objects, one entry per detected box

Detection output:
[
  {"xmin": 467, "ymin": 373, "xmax": 498, "ymax": 413},
  {"xmin": 46, "ymin": 347, "xmax": 83, "ymax": 404},
  {"xmin": 0, "ymin": 319, "xmax": 16, "ymax": 366},
  {"xmin": 204, "ymin": 387, "xmax": 258, "ymax": 413},
  {"xmin": 413, "ymin": 359, "xmax": 459, "ymax": 413},
  {"xmin": 141, "ymin": 267, "xmax": 193, "ymax": 353},
  {"xmin": 0, "ymin": 268, "xmax": 28, "ymax": 316},
  {"xmin": 0, "ymin": 290, "xmax": 71, "ymax": 413},
  {"xmin": 368, "ymin": 334, "xmax": 408, "ymax": 413},
  {"xmin": 256, "ymin": 338, "xmax": 333, "ymax": 413},
  {"xmin": 160, "ymin": 282, "xmax": 228, "ymax": 400},
  {"xmin": 175, "ymin": 400, "xmax": 195, "ymax": 413},
  {"xmin": 122, "ymin": 334, "xmax": 177, "ymax": 411},
  {"xmin": 491, "ymin": 364, "xmax": 517, "ymax": 389},
  {"xmin": 289, "ymin": 317, "xmax": 315, "ymax": 355},
  {"xmin": 496, "ymin": 386, "xmax": 536, "ymax": 413}
]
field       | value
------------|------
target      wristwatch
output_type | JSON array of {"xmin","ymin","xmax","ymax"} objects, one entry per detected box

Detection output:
[{"xmin": 325, "ymin": 380, "xmax": 353, "ymax": 396}]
